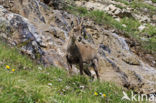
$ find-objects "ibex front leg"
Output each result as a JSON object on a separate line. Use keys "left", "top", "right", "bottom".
{"left": 79, "top": 60, "right": 83, "bottom": 75}
{"left": 93, "top": 59, "right": 100, "bottom": 79}
{"left": 66, "top": 55, "right": 72, "bottom": 75}
{"left": 68, "top": 63, "right": 72, "bottom": 75}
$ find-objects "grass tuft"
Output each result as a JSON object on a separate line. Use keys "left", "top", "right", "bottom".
{"left": 0, "top": 41, "right": 132, "bottom": 103}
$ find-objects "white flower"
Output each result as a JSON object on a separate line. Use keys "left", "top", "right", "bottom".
{"left": 80, "top": 85, "right": 85, "bottom": 89}
{"left": 48, "top": 83, "right": 52, "bottom": 86}
{"left": 38, "top": 66, "right": 42, "bottom": 70}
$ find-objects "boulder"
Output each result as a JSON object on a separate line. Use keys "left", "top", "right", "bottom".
{"left": 122, "top": 56, "right": 140, "bottom": 65}
{"left": 152, "top": 15, "right": 156, "bottom": 21}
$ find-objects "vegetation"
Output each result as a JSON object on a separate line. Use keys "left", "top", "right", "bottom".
{"left": 66, "top": 6, "right": 156, "bottom": 53}
{"left": 0, "top": 41, "right": 133, "bottom": 103}
{"left": 114, "top": 0, "right": 156, "bottom": 10}
{"left": 151, "top": 0, "right": 156, "bottom": 3}
{"left": 113, "top": 0, "right": 156, "bottom": 15}
{"left": 0, "top": 0, "right": 154, "bottom": 102}
{"left": 114, "top": 0, "right": 129, "bottom": 5}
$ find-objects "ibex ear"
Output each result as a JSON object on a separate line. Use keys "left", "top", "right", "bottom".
{"left": 71, "top": 21, "right": 74, "bottom": 28}
{"left": 79, "top": 17, "right": 83, "bottom": 26}
{"left": 79, "top": 19, "right": 84, "bottom": 35}
{"left": 74, "top": 19, "right": 82, "bottom": 32}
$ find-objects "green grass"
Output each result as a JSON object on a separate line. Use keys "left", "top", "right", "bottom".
{"left": 67, "top": 6, "right": 126, "bottom": 34}
{"left": 139, "top": 24, "right": 156, "bottom": 53}
{"left": 152, "top": 0, "right": 156, "bottom": 3}
{"left": 142, "top": 38, "right": 156, "bottom": 53}
{"left": 114, "top": 0, "right": 156, "bottom": 14}
{"left": 130, "top": 1, "right": 156, "bottom": 13}
{"left": 114, "top": 0, "right": 129, "bottom": 5}
{"left": 0, "top": 41, "right": 133, "bottom": 103}
{"left": 142, "top": 25, "right": 156, "bottom": 37}
{"left": 66, "top": 6, "right": 140, "bottom": 38}
{"left": 66, "top": 6, "right": 140, "bottom": 35}
{"left": 120, "top": 17, "right": 140, "bottom": 33}
{"left": 66, "top": 6, "right": 156, "bottom": 53}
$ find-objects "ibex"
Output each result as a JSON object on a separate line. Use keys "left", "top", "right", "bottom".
{"left": 66, "top": 22, "right": 99, "bottom": 79}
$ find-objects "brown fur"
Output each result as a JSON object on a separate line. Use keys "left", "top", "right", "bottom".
{"left": 66, "top": 23, "right": 99, "bottom": 79}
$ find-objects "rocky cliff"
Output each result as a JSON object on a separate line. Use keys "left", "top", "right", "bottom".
{"left": 0, "top": 0, "right": 155, "bottom": 94}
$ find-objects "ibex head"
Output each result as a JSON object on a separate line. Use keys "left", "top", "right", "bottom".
{"left": 69, "top": 19, "right": 84, "bottom": 43}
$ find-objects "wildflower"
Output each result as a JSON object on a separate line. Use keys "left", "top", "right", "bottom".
{"left": 94, "top": 92, "right": 98, "bottom": 96}
{"left": 38, "top": 66, "right": 42, "bottom": 70}
{"left": 6, "top": 65, "right": 10, "bottom": 69}
{"left": 80, "top": 85, "right": 85, "bottom": 89}
{"left": 99, "top": 92, "right": 103, "bottom": 95}
{"left": 12, "top": 69, "right": 15, "bottom": 72}
{"left": 103, "top": 94, "right": 106, "bottom": 97}
{"left": 48, "top": 83, "right": 52, "bottom": 86}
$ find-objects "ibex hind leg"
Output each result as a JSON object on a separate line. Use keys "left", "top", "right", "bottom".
{"left": 93, "top": 59, "right": 100, "bottom": 80}
{"left": 66, "top": 56, "right": 73, "bottom": 75}
{"left": 83, "top": 68, "right": 94, "bottom": 80}
{"left": 67, "top": 62, "right": 72, "bottom": 75}
{"left": 79, "top": 60, "right": 83, "bottom": 75}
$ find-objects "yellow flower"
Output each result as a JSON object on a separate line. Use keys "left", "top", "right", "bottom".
{"left": 6, "top": 65, "right": 10, "bottom": 69}
{"left": 103, "top": 94, "right": 106, "bottom": 97}
{"left": 12, "top": 69, "right": 15, "bottom": 72}
{"left": 94, "top": 92, "right": 98, "bottom": 96}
